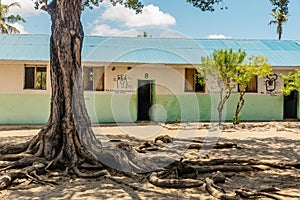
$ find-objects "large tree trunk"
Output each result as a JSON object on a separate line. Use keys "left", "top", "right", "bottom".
{"left": 26, "top": 0, "right": 100, "bottom": 170}
{"left": 24, "top": 0, "right": 153, "bottom": 174}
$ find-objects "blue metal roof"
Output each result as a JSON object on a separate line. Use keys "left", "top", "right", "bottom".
{"left": 1, "top": 34, "right": 300, "bottom": 66}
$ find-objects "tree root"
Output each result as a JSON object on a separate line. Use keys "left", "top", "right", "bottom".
{"left": 235, "top": 188, "right": 284, "bottom": 200}
{"left": 72, "top": 167, "right": 109, "bottom": 178}
{"left": 149, "top": 172, "right": 204, "bottom": 188}
{"left": 0, "top": 140, "right": 31, "bottom": 155}
{"left": 188, "top": 142, "right": 240, "bottom": 150}
{"left": 0, "top": 157, "right": 47, "bottom": 172}
{"left": 205, "top": 177, "right": 237, "bottom": 200}
{"left": 136, "top": 141, "right": 163, "bottom": 153}
{"left": 0, "top": 153, "right": 33, "bottom": 161}
{"left": 194, "top": 165, "right": 255, "bottom": 174}
{"left": 0, "top": 162, "right": 50, "bottom": 189}
{"left": 184, "top": 158, "right": 300, "bottom": 170}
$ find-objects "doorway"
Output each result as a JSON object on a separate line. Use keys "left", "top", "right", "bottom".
{"left": 284, "top": 90, "right": 298, "bottom": 119}
{"left": 138, "top": 80, "right": 154, "bottom": 121}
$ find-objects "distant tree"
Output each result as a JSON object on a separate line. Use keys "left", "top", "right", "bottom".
{"left": 200, "top": 49, "right": 246, "bottom": 126}
{"left": 281, "top": 69, "right": 300, "bottom": 96}
{"left": 0, "top": 1, "right": 25, "bottom": 33}
{"left": 268, "top": 0, "right": 290, "bottom": 40}
{"left": 137, "top": 31, "right": 151, "bottom": 38}
{"left": 232, "top": 56, "right": 272, "bottom": 124}
{"left": 268, "top": 9, "right": 290, "bottom": 40}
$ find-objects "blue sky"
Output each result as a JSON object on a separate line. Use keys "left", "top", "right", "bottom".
{"left": 3, "top": 0, "right": 300, "bottom": 40}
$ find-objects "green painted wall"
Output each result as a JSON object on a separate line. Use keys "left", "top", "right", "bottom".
{"left": 153, "top": 94, "right": 284, "bottom": 122}
{"left": 0, "top": 93, "right": 288, "bottom": 124}
{"left": 0, "top": 94, "right": 50, "bottom": 124}
{"left": 85, "top": 93, "right": 137, "bottom": 123}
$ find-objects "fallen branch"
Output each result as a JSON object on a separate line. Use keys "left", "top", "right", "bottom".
{"left": 235, "top": 189, "right": 284, "bottom": 200}
{"left": 205, "top": 177, "right": 237, "bottom": 200}
{"left": 194, "top": 165, "right": 254, "bottom": 174}
{"left": 149, "top": 172, "right": 204, "bottom": 188}
{"left": 184, "top": 158, "right": 300, "bottom": 169}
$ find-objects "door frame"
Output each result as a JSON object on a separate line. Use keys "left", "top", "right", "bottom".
{"left": 137, "top": 79, "right": 155, "bottom": 121}
{"left": 283, "top": 90, "right": 298, "bottom": 119}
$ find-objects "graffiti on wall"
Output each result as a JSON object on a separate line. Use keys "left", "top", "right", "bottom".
{"left": 106, "top": 74, "right": 134, "bottom": 93}
{"left": 265, "top": 74, "right": 278, "bottom": 92}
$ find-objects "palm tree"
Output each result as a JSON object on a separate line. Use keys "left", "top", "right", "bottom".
{"left": 0, "top": 1, "right": 25, "bottom": 33}
{"left": 268, "top": 9, "right": 290, "bottom": 40}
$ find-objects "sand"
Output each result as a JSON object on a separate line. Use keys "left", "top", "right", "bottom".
{"left": 0, "top": 121, "right": 299, "bottom": 200}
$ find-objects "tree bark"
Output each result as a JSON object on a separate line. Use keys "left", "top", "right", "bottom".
{"left": 25, "top": 0, "right": 101, "bottom": 170}
{"left": 233, "top": 91, "right": 245, "bottom": 125}
{"left": 217, "top": 85, "right": 232, "bottom": 126}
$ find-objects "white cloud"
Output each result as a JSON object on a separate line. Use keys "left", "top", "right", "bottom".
{"left": 2, "top": 0, "right": 43, "bottom": 17}
{"left": 207, "top": 34, "right": 232, "bottom": 39}
{"left": 159, "top": 29, "right": 188, "bottom": 38}
{"left": 90, "top": 24, "right": 141, "bottom": 37}
{"left": 101, "top": 4, "right": 176, "bottom": 28}
{"left": 91, "top": 24, "right": 122, "bottom": 36}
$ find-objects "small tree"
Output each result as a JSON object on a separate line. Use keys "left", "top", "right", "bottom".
{"left": 233, "top": 56, "right": 272, "bottom": 124}
{"left": 0, "top": 1, "right": 25, "bottom": 33}
{"left": 281, "top": 69, "right": 300, "bottom": 96}
{"left": 268, "top": 9, "right": 290, "bottom": 40}
{"left": 268, "top": 0, "right": 290, "bottom": 40}
{"left": 200, "top": 49, "right": 246, "bottom": 126}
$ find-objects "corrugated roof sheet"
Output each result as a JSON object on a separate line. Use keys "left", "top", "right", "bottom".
{"left": 1, "top": 34, "right": 300, "bottom": 66}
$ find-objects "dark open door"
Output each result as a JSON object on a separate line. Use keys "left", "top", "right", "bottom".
{"left": 138, "top": 80, "right": 153, "bottom": 121}
{"left": 284, "top": 90, "right": 298, "bottom": 119}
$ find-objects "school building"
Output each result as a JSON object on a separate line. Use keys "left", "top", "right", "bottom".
{"left": 0, "top": 34, "right": 299, "bottom": 124}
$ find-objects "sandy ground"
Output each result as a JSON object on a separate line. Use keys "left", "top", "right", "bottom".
{"left": 0, "top": 121, "right": 299, "bottom": 200}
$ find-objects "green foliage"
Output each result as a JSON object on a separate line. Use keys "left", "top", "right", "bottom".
{"left": 33, "top": 0, "right": 225, "bottom": 13}
{"left": 233, "top": 56, "right": 272, "bottom": 91}
{"left": 269, "top": 0, "right": 289, "bottom": 15}
{"left": 34, "top": 0, "right": 143, "bottom": 13}
{"left": 200, "top": 48, "right": 246, "bottom": 88}
{"left": 281, "top": 69, "right": 300, "bottom": 96}
{"left": 185, "top": 0, "right": 226, "bottom": 11}
{"left": 0, "top": 1, "right": 25, "bottom": 33}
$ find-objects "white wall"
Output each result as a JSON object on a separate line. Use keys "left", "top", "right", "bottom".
{"left": 0, "top": 62, "right": 51, "bottom": 94}
{"left": 103, "top": 64, "right": 186, "bottom": 95}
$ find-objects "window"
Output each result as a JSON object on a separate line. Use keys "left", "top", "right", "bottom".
{"left": 185, "top": 68, "right": 205, "bottom": 92}
{"left": 24, "top": 66, "right": 47, "bottom": 90}
{"left": 83, "top": 66, "right": 104, "bottom": 91}
{"left": 238, "top": 76, "right": 257, "bottom": 92}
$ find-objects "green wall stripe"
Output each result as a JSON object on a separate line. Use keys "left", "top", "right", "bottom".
{"left": 0, "top": 93, "right": 288, "bottom": 124}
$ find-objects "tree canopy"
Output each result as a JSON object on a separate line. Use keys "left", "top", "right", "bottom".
{"left": 281, "top": 69, "right": 300, "bottom": 96}
{"left": 269, "top": 0, "right": 289, "bottom": 14}
{"left": 33, "top": 0, "right": 227, "bottom": 12}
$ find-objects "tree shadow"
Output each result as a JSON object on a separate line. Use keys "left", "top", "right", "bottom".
{"left": 1, "top": 131, "right": 299, "bottom": 199}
